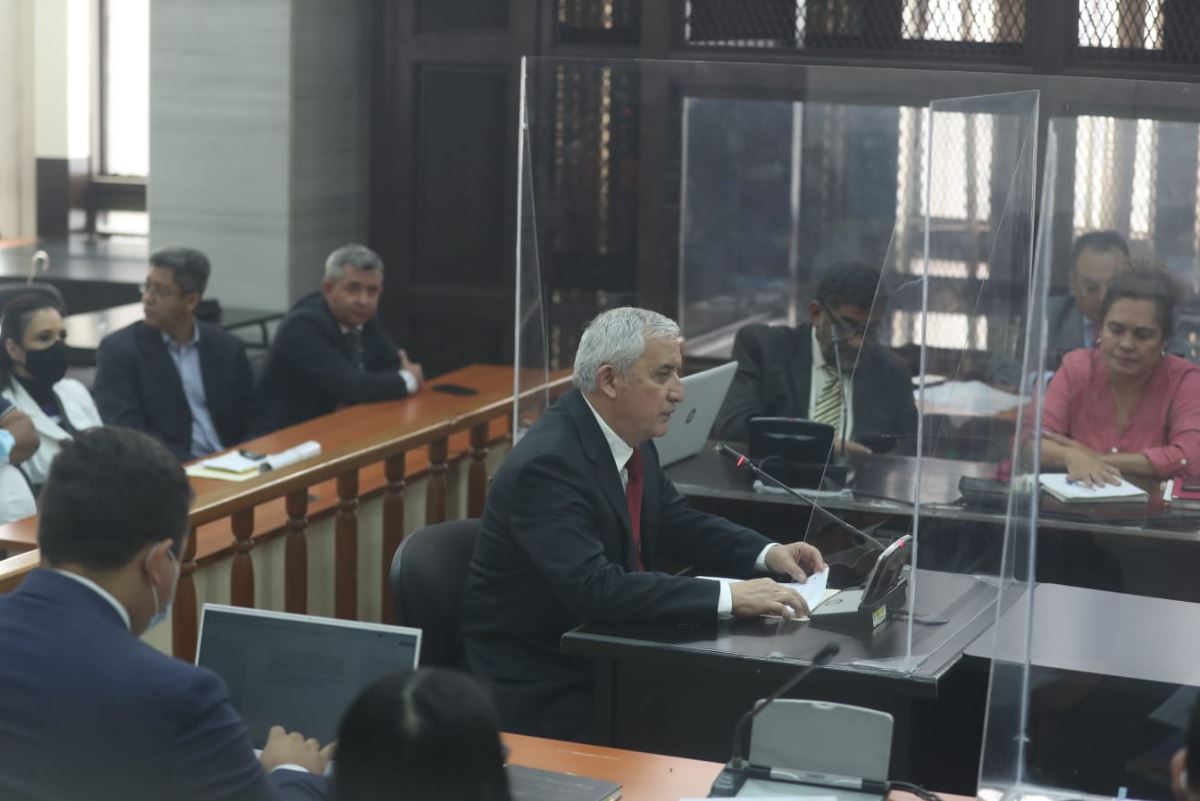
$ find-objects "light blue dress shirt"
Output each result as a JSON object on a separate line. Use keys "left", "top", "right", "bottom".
{"left": 162, "top": 326, "right": 223, "bottom": 458}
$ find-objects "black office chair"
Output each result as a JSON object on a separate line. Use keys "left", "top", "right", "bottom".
{"left": 388, "top": 518, "right": 482, "bottom": 668}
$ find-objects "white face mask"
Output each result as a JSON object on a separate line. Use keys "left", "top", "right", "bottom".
{"left": 146, "top": 549, "right": 179, "bottom": 632}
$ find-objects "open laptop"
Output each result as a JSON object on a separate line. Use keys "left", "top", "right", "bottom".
{"left": 655, "top": 360, "right": 738, "bottom": 467}
{"left": 196, "top": 604, "right": 422, "bottom": 747}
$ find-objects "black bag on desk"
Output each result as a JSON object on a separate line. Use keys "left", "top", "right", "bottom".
{"left": 747, "top": 417, "right": 847, "bottom": 489}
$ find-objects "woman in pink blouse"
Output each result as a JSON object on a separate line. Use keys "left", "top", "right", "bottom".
{"left": 1040, "top": 270, "right": 1200, "bottom": 486}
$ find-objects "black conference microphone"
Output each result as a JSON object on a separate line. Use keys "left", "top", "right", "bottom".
{"left": 715, "top": 443, "right": 885, "bottom": 552}
{"left": 816, "top": 298, "right": 851, "bottom": 458}
{"left": 709, "top": 642, "right": 841, "bottom": 797}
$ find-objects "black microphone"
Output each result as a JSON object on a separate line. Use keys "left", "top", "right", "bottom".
{"left": 709, "top": 642, "right": 841, "bottom": 797}
{"left": 716, "top": 443, "right": 885, "bottom": 551}
{"left": 816, "top": 298, "right": 851, "bottom": 457}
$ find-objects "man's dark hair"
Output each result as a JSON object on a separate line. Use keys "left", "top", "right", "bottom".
{"left": 39, "top": 427, "right": 193, "bottom": 571}
{"left": 1071, "top": 230, "right": 1130, "bottom": 273}
{"left": 150, "top": 246, "right": 211, "bottom": 297}
{"left": 334, "top": 669, "right": 511, "bottom": 801}
{"left": 1098, "top": 269, "right": 1177, "bottom": 339}
{"left": 816, "top": 262, "right": 882, "bottom": 312}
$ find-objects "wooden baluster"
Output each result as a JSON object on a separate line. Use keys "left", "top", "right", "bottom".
{"left": 426, "top": 437, "right": 449, "bottom": 524}
{"left": 231, "top": 508, "right": 255, "bottom": 607}
{"left": 284, "top": 490, "right": 309, "bottom": 614}
{"left": 467, "top": 422, "right": 489, "bottom": 518}
{"left": 381, "top": 453, "right": 407, "bottom": 624}
{"left": 335, "top": 471, "right": 359, "bottom": 620}
{"left": 172, "top": 526, "right": 199, "bottom": 661}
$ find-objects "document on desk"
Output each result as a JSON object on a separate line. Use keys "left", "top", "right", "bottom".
{"left": 699, "top": 568, "right": 830, "bottom": 613}
{"left": 914, "top": 379, "right": 1024, "bottom": 415}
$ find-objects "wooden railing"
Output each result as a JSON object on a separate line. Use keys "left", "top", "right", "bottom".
{"left": 0, "top": 365, "right": 571, "bottom": 660}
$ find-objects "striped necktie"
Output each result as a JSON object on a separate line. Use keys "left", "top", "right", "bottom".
{"left": 812, "top": 363, "right": 843, "bottom": 434}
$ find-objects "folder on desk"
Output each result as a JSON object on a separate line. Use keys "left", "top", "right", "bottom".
{"left": 508, "top": 764, "right": 621, "bottom": 801}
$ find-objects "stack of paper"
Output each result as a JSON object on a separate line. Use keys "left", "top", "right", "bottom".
{"left": 699, "top": 568, "right": 832, "bottom": 616}
{"left": 1039, "top": 473, "right": 1148, "bottom": 504}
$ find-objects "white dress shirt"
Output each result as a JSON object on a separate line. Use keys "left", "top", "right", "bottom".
{"left": 582, "top": 396, "right": 777, "bottom": 616}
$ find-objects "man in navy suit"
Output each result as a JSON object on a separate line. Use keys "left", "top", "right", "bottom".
{"left": 93, "top": 247, "right": 257, "bottom": 460}
{"left": 0, "top": 427, "right": 330, "bottom": 800}
{"left": 253, "top": 244, "right": 424, "bottom": 434}
{"left": 462, "top": 307, "right": 825, "bottom": 741}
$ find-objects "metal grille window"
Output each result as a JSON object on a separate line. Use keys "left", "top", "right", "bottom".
{"left": 557, "top": 0, "right": 641, "bottom": 45}
{"left": 683, "top": 0, "right": 1024, "bottom": 54}
{"left": 1073, "top": 116, "right": 1159, "bottom": 245}
{"left": 1077, "top": 0, "right": 1200, "bottom": 66}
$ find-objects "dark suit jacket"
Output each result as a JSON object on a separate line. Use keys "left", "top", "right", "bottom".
{"left": 0, "top": 569, "right": 325, "bottom": 801}
{"left": 93, "top": 320, "right": 256, "bottom": 461}
{"left": 253, "top": 293, "right": 408, "bottom": 433}
{"left": 712, "top": 323, "right": 918, "bottom": 450}
{"left": 461, "top": 389, "right": 773, "bottom": 740}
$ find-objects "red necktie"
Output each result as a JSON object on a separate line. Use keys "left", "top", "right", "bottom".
{"left": 626, "top": 448, "right": 644, "bottom": 571}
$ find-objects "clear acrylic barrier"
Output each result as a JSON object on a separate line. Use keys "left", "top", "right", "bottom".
{"left": 979, "top": 112, "right": 1200, "bottom": 801}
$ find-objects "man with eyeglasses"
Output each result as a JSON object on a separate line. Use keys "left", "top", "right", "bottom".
{"left": 252, "top": 244, "right": 423, "bottom": 434}
{"left": 93, "top": 247, "right": 257, "bottom": 461}
{"left": 714, "top": 262, "right": 917, "bottom": 454}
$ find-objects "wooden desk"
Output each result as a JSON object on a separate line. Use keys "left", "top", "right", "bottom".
{"left": 505, "top": 734, "right": 971, "bottom": 801}
{"left": 561, "top": 569, "right": 997, "bottom": 793}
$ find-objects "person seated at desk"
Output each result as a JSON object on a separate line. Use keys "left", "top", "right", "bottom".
{"left": 0, "top": 396, "right": 39, "bottom": 524}
{"left": 1046, "top": 230, "right": 1131, "bottom": 365}
{"left": 0, "top": 293, "right": 102, "bottom": 490}
{"left": 713, "top": 262, "right": 917, "bottom": 453}
{"left": 461, "top": 307, "right": 826, "bottom": 742}
{"left": 334, "top": 669, "right": 511, "bottom": 801}
{"left": 254, "top": 243, "right": 424, "bottom": 433}
{"left": 93, "top": 247, "right": 257, "bottom": 461}
{"left": 0, "top": 427, "right": 330, "bottom": 800}
{"left": 1040, "top": 270, "right": 1200, "bottom": 486}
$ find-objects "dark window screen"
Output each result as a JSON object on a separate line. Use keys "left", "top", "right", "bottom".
{"left": 196, "top": 606, "right": 420, "bottom": 746}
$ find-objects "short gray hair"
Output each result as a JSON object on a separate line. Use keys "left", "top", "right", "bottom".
{"left": 325, "top": 243, "right": 383, "bottom": 281}
{"left": 573, "top": 307, "right": 681, "bottom": 392}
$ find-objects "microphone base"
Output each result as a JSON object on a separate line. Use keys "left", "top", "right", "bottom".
{"left": 809, "top": 580, "right": 908, "bottom": 633}
{"left": 708, "top": 765, "right": 748, "bottom": 797}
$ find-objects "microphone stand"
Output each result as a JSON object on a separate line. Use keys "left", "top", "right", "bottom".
{"left": 715, "top": 443, "right": 884, "bottom": 552}
{"left": 709, "top": 642, "right": 841, "bottom": 796}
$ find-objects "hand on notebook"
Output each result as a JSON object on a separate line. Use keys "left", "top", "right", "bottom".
{"left": 260, "top": 725, "right": 336, "bottom": 774}
{"left": 730, "top": 578, "right": 810, "bottom": 619}
{"left": 763, "top": 541, "right": 826, "bottom": 583}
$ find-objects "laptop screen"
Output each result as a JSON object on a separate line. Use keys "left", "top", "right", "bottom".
{"left": 196, "top": 604, "right": 422, "bottom": 746}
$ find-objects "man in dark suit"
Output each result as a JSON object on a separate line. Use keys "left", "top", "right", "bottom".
{"left": 0, "top": 427, "right": 330, "bottom": 800}
{"left": 461, "top": 307, "right": 825, "bottom": 742}
{"left": 253, "top": 244, "right": 423, "bottom": 433}
{"left": 713, "top": 263, "right": 917, "bottom": 452}
{"left": 1045, "top": 230, "right": 1132, "bottom": 365}
{"left": 93, "top": 247, "right": 256, "bottom": 460}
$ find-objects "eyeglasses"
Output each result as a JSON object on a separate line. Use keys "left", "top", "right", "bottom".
{"left": 140, "top": 282, "right": 181, "bottom": 299}
{"left": 822, "top": 306, "right": 873, "bottom": 341}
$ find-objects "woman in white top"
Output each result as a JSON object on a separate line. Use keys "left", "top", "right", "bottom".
{"left": 0, "top": 294, "right": 102, "bottom": 489}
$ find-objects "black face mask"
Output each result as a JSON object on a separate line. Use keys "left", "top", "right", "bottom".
{"left": 22, "top": 341, "right": 68, "bottom": 386}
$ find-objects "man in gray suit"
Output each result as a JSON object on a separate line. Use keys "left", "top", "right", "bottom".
{"left": 1045, "top": 230, "right": 1132, "bottom": 366}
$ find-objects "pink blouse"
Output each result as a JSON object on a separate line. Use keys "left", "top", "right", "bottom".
{"left": 1042, "top": 348, "right": 1200, "bottom": 478}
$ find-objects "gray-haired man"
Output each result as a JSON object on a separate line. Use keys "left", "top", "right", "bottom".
{"left": 461, "top": 306, "right": 825, "bottom": 742}
{"left": 253, "top": 243, "right": 423, "bottom": 433}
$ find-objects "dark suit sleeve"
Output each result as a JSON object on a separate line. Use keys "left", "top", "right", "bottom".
{"left": 510, "top": 454, "right": 720, "bottom": 623}
{"left": 93, "top": 334, "right": 151, "bottom": 433}
{"left": 164, "top": 669, "right": 327, "bottom": 801}
{"left": 274, "top": 314, "right": 409, "bottom": 405}
{"left": 712, "top": 326, "right": 769, "bottom": 441}
{"left": 654, "top": 469, "right": 774, "bottom": 577}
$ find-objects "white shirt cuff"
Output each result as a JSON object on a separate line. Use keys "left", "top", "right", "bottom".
{"left": 269, "top": 764, "right": 310, "bottom": 774}
{"left": 717, "top": 581, "right": 733, "bottom": 617}
{"left": 755, "top": 543, "right": 778, "bottom": 572}
{"left": 399, "top": 369, "right": 418, "bottom": 393}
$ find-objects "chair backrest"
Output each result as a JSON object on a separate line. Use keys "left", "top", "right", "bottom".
{"left": 388, "top": 518, "right": 482, "bottom": 668}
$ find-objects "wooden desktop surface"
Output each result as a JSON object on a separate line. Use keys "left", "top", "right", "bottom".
{"left": 505, "top": 733, "right": 970, "bottom": 801}
{"left": 0, "top": 364, "right": 558, "bottom": 556}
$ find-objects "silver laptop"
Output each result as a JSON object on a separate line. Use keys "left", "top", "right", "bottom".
{"left": 196, "top": 604, "right": 422, "bottom": 747}
{"left": 655, "top": 361, "right": 738, "bottom": 467}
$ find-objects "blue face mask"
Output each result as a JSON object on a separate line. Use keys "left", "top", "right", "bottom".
{"left": 146, "top": 549, "right": 179, "bottom": 633}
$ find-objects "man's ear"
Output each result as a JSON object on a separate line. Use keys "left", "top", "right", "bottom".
{"left": 596, "top": 365, "right": 620, "bottom": 400}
